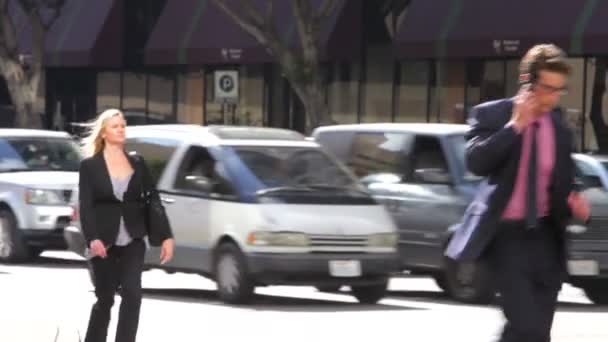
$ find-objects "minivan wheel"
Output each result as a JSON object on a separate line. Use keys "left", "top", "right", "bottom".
{"left": 0, "top": 208, "right": 31, "bottom": 263}
{"left": 351, "top": 280, "right": 388, "bottom": 304}
{"left": 215, "top": 243, "right": 254, "bottom": 304}
{"left": 580, "top": 279, "right": 608, "bottom": 305}
{"left": 444, "top": 257, "right": 494, "bottom": 304}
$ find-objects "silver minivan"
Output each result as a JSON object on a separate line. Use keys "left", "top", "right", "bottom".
{"left": 66, "top": 125, "right": 400, "bottom": 304}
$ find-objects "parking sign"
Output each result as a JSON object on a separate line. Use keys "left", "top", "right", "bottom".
{"left": 214, "top": 70, "right": 239, "bottom": 103}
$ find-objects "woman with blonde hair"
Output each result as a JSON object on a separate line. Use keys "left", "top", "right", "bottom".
{"left": 79, "top": 109, "right": 174, "bottom": 342}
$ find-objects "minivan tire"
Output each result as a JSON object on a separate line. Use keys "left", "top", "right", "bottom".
{"left": 444, "top": 257, "right": 494, "bottom": 304}
{"left": 0, "top": 208, "right": 32, "bottom": 263}
{"left": 215, "top": 243, "right": 255, "bottom": 304}
{"left": 580, "top": 279, "right": 608, "bottom": 305}
{"left": 351, "top": 280, "right": 388, "bottom": 304}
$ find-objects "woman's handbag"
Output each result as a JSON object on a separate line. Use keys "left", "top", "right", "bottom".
{"left": 137, "top": 157, "right": 173, "bottom": 246}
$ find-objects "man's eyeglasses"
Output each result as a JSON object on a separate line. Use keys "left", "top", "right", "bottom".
{"left": 535, "top": 82, "right": 568, "bottom": 95}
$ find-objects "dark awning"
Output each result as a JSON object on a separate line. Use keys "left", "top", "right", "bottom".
{"left": 12, "top": 0, "right": 123, "bottom": 67}
{"left": 395, "top": 0, "right": 598, "bottom": 59}
{"left": 144, "top": 0, "right": 361, "bottom": 65}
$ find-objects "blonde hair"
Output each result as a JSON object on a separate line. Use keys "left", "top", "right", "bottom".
{"left": 81, "top": 109, "right": 124, "bottom": 157}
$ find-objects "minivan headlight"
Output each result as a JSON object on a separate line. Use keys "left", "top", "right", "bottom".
{"left": 368, "top": 232, "right": 398, "bottom": 248}
{"left": 25, "top": 189, "right": 64, "bottom": 205}
{"left": 247, "top": 231, "right": 310, "bottom": 247}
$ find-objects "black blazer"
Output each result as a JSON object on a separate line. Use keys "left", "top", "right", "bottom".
{"left": 78, "top": 151, "right": 172, "bottom": 246}
{"left": 459, "top": 98, "right": 575, "bottom": 263}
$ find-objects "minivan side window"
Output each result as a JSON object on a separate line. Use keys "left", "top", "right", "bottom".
{"left": 125, "top": 137, "right": 180, "bottom": 185}
{"left": 174, "top": 146, "right": 236, "bottom": 197}
{"left": 347, "top": 132, "right": 413, "bottom": 179}
{"left": 409, "top": 136, "right": 450, "bottom": 183}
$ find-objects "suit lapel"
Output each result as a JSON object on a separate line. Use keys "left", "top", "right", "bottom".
{"left": 93, "top": 150, "right": 140, "bottom": 201}
{"left": 92, "top": 152, "right": 115, "bottom": 198}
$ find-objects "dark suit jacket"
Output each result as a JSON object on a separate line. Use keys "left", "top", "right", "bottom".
{"left": 78, "top": 151, "right": 172, "bottom": 246}
{"left": 459, "top": 98, "right": 575, "bottom": 264}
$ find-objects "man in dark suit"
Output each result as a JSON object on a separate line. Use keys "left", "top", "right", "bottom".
{"left": 462, "top": 44, "right": 590, "bottom": 342}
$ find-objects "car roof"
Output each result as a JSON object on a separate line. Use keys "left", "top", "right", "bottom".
{"left": 312, "top": 123, "right": 470, "bottom": 136}
{"left": 0, "top": 128, "right": 71, "bottom": 139}
{"left": 126, "top": 124, "right": 318, "bottom": 147}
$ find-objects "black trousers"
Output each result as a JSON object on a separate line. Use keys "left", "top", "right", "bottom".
{"left": 490, "top": 219, "right": 565, "bottom": 342}
{"left": 85, "top": 239, "right": 145, "bottom": 342}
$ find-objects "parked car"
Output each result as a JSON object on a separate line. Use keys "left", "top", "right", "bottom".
{"left": 65, "top": 125, "right": 400, "bottom": 304}
{"left": 567, "top": 153, "right": 608, "bottom": 304}
{"left": 313, "top": 123, "right": 608, "bottom": 305}
{"left": 0, "top": 129, "right": 81, "bottom": 262}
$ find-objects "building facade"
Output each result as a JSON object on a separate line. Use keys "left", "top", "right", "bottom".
{"left": 2, "top": 0, "right": 608, "bottom": 151}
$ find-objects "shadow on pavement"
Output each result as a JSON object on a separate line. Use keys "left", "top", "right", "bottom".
{"left": 26, "top": 255, "right": 87, "bottom": 269}
{"left": 556, "top": 301, "right": 608, "bottom": 313}
{"left": 386, "top": 289, "right": 499, "bottom": 307}
{"left": 388, "top": 289, "right": 608, "bottom": 313}
{"left": 142, "top": 287, "right": 424, "bottom": 312}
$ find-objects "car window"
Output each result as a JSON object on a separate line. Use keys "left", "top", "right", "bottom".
{"left": 409, "top": 136, "right": 450, "bottom": 183}
{"left": 575, "top": 159, "right": 600, "bottom": 177}
{"left": 125, "top": 137, "right": 180, "bottom": 184}
{"left": 0, "top": 137, "right": 82, "bottom": 172}
{"left": 174, "top": 146, "right": 235, "bottom": 197}
{"left": 347, "top": 132, "right": 414, "bottom": 179}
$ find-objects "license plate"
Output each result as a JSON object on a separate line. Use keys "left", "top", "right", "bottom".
{"left": 329, "top": 260, "right": 361, "bottom": 277}
{"left": 568, "top": 260, "right": 599, "bottom": 276}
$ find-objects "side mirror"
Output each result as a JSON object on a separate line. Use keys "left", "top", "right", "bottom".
{"left": 414, "top": 168, "right": 452, "bottom": 184}
{"left": 185, "top": 175, "right": 215, "bottom": 193}
{"left": 579, "top": 175, "right": 603, "bottom": 189}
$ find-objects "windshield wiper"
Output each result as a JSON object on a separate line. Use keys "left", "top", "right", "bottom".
{"left": 256, "top": 186, "right": 314, "bottom": 196}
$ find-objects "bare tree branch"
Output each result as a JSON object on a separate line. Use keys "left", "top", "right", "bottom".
{"left": 40, "top": 0, "right": 66, "bottom": 31}
{"left": 315, "top": 0, "right": 340, "bottom": 21}
{"left": 212, "top": 0, "right": 265, "bottom": 44}
{"left": 214, "top": 0, "right": 334, "bottom": 128}
{"left": 212, "top": 0, "right": 296, "bottom": 63}
{"left": 0, "top": 0, "right": 20, "bottom": 60}
{"left": 292, "top": 0, "right": 320, "bottom": 66}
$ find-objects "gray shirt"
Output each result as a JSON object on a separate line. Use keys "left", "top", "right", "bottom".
{"left": 111, "top": 173, "right": 133, "bottom": 246}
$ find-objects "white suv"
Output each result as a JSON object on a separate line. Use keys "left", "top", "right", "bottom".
{"left": 0, "top": 129, "right": 81, "bottom": 262}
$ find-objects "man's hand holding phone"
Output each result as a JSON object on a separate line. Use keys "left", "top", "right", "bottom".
{"left": 511, "top": 84, "right": 539, "bottom": 133}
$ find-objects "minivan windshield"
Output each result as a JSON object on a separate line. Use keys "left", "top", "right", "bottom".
{"left": 229, "top": 145, "right": 362, "bottom": 194}
{"left": 0, "top": 137, "right": 83, "bottom": 172}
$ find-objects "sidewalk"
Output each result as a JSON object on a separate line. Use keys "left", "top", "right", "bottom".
{"left": 0, "top": 318, "right": 81, "bottom": 342}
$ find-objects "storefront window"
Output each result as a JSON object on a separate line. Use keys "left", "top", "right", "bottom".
{"left": 122, "top": 72, "right": 147, "bottom": 125}
{"left": 559, "top": 58, "right": 585, "bottom": 151}
{"left": 361, "top": 44, "right": 393, "bottom": 123}
{"left": 328, "top": 62, "right": 359, "bottom": 124}
{"left": 435, "top": 61, "right": 465, "bottom": 123}
{"left": 177, "top": 70, "right": 204, "bottom": 125}
{"left": 395, "top": 60, "right": 429, "bottom": 122}
{"left": 96, "top": 72, "right": 121, "bottom": 112}
{"left": 148, "top": 72, "right": 175, "bottom": 123}
{"left": 236, "top": 65, "right": 264, "bottom": 126}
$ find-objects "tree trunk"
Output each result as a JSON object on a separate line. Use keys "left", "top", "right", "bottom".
{"left": 283, "top": 64, "right": 333, "bottom": 132}
{"left": 589, "top": 58, "right": 608, "bottom": 153}
{"left": 4, "top": 75, "right": 41, "bottom": 128}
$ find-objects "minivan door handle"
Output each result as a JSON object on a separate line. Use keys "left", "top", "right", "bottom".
{"left": 160, "top": 196, "right": 175, "bottom": 204}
